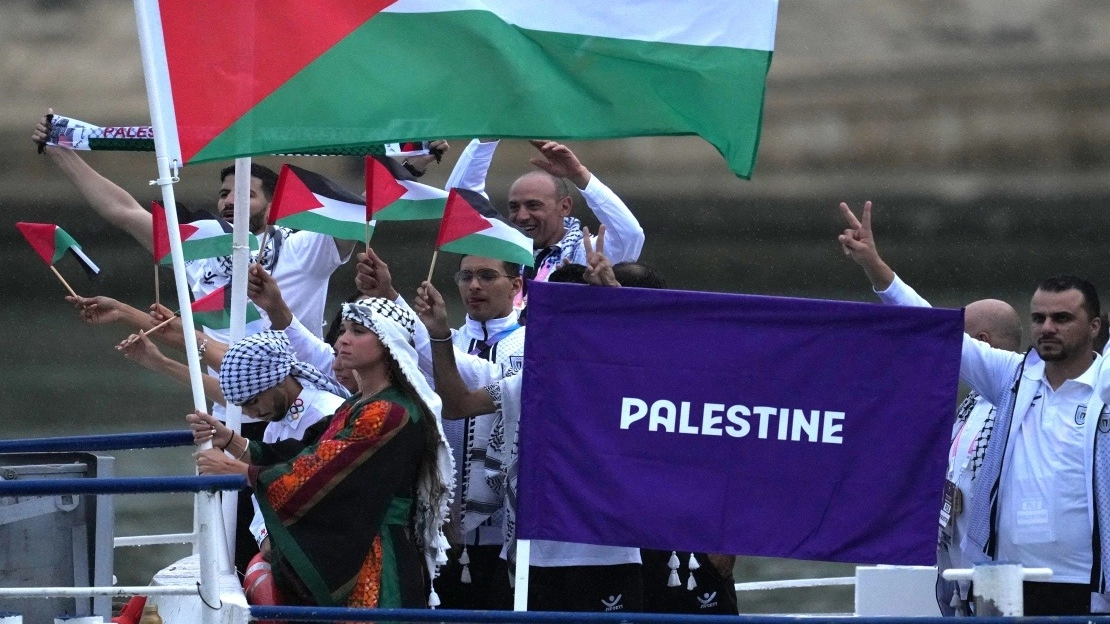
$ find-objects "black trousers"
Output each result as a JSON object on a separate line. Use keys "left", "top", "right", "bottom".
{"left": 1022, "top": 581, "right": 1090, "bottom": 616}
{"left": 640, "top": 550, "right": 739, "bottom": 615}
{"left": 434, "top": 544, "right": 513, "bottom": 610}
{"left": 528, "top": 563, "right": 643, "bottom": 612}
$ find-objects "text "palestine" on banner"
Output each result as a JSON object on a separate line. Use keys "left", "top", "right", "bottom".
{"left": 620, "top": 398, "right": 845, "bottom": 444}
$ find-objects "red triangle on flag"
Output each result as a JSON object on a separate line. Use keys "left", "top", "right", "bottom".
{"left": 435, "top": 189, "right": 494, "bottom": 248}
{"left": 152, "top": 201, "right": 200, "bottom": 263}
{"left": 16, "top": 222, "right": 57, "bottom": 265}
{"left": 269, "top": 164, "right": 325, "bottom": 224}
{"left": 152, "top": 201, "right": 169, "bottom": 262}
{"left": 365, "top": 156, "right": 408, "bottom": 219}
{"left": 192, "top": 285, "right": 227, "bottom": 314}
{"left": 160, "top": 2, "right": 394, "bottom": 162}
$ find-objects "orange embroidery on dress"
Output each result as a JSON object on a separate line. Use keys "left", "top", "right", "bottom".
{"left": 265, "top": 401, "right": 394, "bottom": 510}
{"left": 348, "top": 535, "right": 383, "bottom": 609}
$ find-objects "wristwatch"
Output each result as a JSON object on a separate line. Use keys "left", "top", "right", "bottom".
{"left": 402, "top": 159, "right": 425, "bottom": 178}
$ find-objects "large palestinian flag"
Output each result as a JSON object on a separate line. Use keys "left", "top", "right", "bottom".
{"left": 16, "top": 222, "right": 100, "bottom": 279}
{"left": 135, "top": 0, "right": 778, "bottom": 179}
{"left": 152, "top": 201, "right": 240, "bottom": 265}
{"left": 269, "top": 165, "right": 370, "bottom": 242}
{"left": 435, "top": 188, "right": 534, "bottom": 267}
{"left": 191, "top": 285, "right": 263, "bottom": 330}
{"left": 366, "top": 156, "right": 448, "bottom": 221}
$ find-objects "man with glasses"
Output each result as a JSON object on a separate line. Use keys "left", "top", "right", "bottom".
{"left": 431, "top": 255, "right": 526, "bottom": 609}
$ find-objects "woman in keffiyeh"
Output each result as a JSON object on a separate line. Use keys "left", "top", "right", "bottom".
{"left": 192, "top": 297, "right": 454, "bottom": 609}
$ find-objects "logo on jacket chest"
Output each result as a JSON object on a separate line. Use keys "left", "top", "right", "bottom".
{"left": 1076, "top": 405, "right": 1088, "bottom": 426}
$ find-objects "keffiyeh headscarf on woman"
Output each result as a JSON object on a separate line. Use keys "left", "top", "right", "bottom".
{"left": 219, "top": 330, "right": 348, "bottom": 405}
{"left": 341, "top": 298, "right": 455, "bottom": 599}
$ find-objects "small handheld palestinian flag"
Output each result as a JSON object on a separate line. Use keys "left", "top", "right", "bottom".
{"left": 365, "top": 155, "right": 449, "bottom": 221}
{"left": 191, "top": 285, "right": 263, "bottom": 330}
{"left": 269, "top": 164, "right": 370, "bottom": 243}
{"left": 152, "top": 201, "right": 248, "bottom": 266}
{"left": 16, "top": 222, "right": 100, "bottom": 297}
{"left": 430, "top": 188, "right": 534, "bottom": 281}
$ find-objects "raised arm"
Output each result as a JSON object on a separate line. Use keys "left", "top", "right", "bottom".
{"left": 400, "top": 139, "right": 450, "bottom": 178}
{"left": 837, "top": 200, "right": 1021, "bottom": 404}
{"left": 414, "top": 281, "right": 497, "bottom": 419}
{"left": 530, "top": 139, "right": 644, "bottom": 263}
{"left": 445, "top": 139, "right": 498, "bottom": 197}
{"left": 248, "top": 263, "right": 293, "bottom": 329}
{"left": 33, "top": 109, "right": 154, "bottom": 252}
{"left": 147, "top": 302, "right": 228, "bottom": 370}
{"left": 67, "top": 295, "right": 158, "bottom": 333}
{"left": 119, "top": 332, "right": 225, "bottom": 405}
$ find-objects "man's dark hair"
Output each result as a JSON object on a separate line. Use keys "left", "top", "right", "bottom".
{"left": 459, "top": 255, "right": 521, "bottom": 278}
{"left": 1036, "top": 275, "right": 1100, "bottom": 320}
{"left": 219, "top": 163, "right": 280, "bottom": 200}
{"left": 613, "top": 262, "right": 667, "bottom": 289}
{"left": 548, "top": 263, "right": 588, "bottom": 284}
{"left": 1096, "top": 313, "right": 1110, "bottom": 353}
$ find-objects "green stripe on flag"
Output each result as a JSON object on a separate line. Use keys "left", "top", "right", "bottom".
{"left": 276, "top": 212, "right": 371, "bottom": 242}
{"left": 52, "top": 228, "right": 80, "bottom": 264}
{"left": 439, "top": 232, "right": 535, "bottom": 268}
{"left": 158, "top": 233, "right": 235, "bottom": 266}
{"left": 192, "top": 303, "right": 262, "bottom": 331}
{"left": 191, "top": 11, "right": 771, "bottom": 178}
{"left": 192, "top": 309, "right": 230, "bottom": 330}
{"left": 374, "top": 197, "right": 446, "bottom": 221}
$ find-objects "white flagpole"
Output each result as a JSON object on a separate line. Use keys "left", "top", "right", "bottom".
{"left": 221, "top": 157, "right": 253, "bottom": 567}
{"left": 513, "top": 539, "right": 531, "bottom": 611}
{"left": 133, "top": 1, "right": 224, "bottom": 620}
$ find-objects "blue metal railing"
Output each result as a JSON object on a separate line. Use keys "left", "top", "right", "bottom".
{"left": 0, "top": 475, "right": 245, "bottom": 496}
{"left": 0, "top": 430, "right": 193, "bottom": 454}
{"left": 250, "top": 608, "right": 1110, "bottom": 623}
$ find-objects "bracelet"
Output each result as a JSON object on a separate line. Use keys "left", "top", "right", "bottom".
{"left": 402, "top": 159, "right": 425, "bottom": 178}
{"left": 236, "top": 440, "right": 250, "bottom": 462}
{"left": 428, "top": 334, "right": 452, "bottom": 343}
{"left": 219, "top": 433, "right": 232, "bottom": 452}
{"left": 197, "top": 338, "right": 208, "bottom": 357}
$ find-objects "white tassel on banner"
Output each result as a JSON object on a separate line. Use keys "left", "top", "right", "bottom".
{"left": 687, "top": 573, "right": 698, "bottom": 591}
{"left": 687, "top": 553, "right": 701, "bottom": 571}
{"left": 667, "top": 550, "right": 680, "bottom": 587}
{"left": 428, "top": 585, "right": 441, "bottom": 608}
{"left": 460, "top": 546, "right": 472, "bottom": 584}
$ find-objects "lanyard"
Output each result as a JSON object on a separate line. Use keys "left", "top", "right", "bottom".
{"left": 469, "top": 323, "right": 521, "bottom": 357}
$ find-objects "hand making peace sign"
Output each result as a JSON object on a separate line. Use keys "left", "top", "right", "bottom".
{"left": 582, "top": 224, "right": 620, "bottom": 287}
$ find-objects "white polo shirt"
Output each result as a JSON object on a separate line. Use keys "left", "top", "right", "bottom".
{"left": 996, "top": 359, "right": 1098, "bottom": 582}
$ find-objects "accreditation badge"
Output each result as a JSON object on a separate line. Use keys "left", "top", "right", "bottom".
{"left": 938, "top": 479, "right": 963, "bottom": 537}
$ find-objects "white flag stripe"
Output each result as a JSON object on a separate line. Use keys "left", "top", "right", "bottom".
{"left": 384, "top": 0, "right": 778, "bottom": 52}
{"left": 398, "top": 180, "right": 450, "bottom": 201}
{"left": 309, "top": 193, "right": 366, "bottom": 222}
{"left": 70, "top": 246, "right": 101, "bottom": 274}
{"left": 476, "top": 220, "right": 532, "bottom": 252}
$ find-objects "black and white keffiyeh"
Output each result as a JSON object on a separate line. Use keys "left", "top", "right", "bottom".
{"left": 340, "top": 298, "right": 455, "bottom": 591}
{"left": 213, "top": 225, "right": 291, "bottom": 279}
{"left": 340, "top": 297, "right": 418, "bottom": 345}
{"left": 219, "top": 330, "right": 345, "bottom": 405}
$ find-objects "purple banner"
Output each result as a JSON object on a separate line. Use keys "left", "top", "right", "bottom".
{"left": 517, "top": 282, "right": 963, "bottom": 564}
